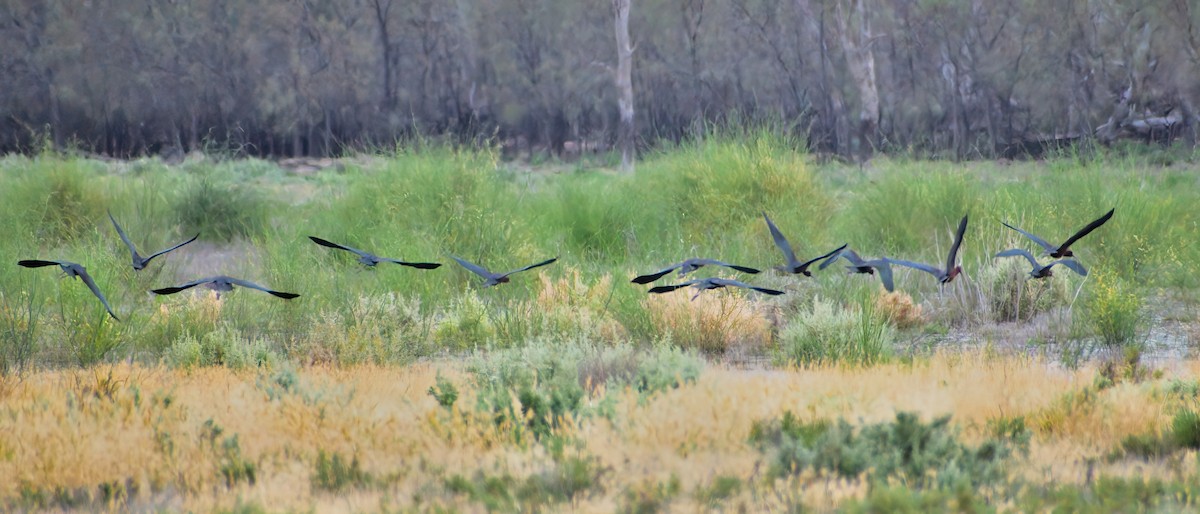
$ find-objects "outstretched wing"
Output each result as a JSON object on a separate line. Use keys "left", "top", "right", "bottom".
{"left": 151, "top": 277, "right": 215, "bottom": 295}
{"left": 500, "top": 257, "right": 558, "bottom": 278}
{"left": 865, "top": 259, "right": 894, "bottom": 292}
{"left": 994, "top": 248, "right": 1040, "bottom": 268}
{"left": 1001, "top": 221, "right": 1057, "bottom": 253}
{"left": 798, "top": 243, "right": 849, "bottom": 270}
{"left": 763, "top": 212, "right": 799, "bottom": 266}
{"left": 17, "top": 259, "right": 63, "bottom": 268}
{"left": 887, "top": 258, "right": 942, "bottom": 277}
{"left": 1058, "top": 208, "right": 1114, "bottom": 252}
{"left": 142, "top": 233, "right": 199, "bottom": 264}
{"left": 224, "top": 277, "right": 300, "bottom": 299}
{"left": 709, "top": 278, "right": 785, "bottom": 296}
{"left": 945, "top": 214, "right": 968, "bottom": 273}
{"left": 309, "top": 236, "right": 371, "bottom": 259}
{"left": 820, "top": 248, "right": 861, "bottom": 270}
{"left": 451, "top": 255, "right": 496, "bottom": 280}
{"left": 647, "top": 280, "right": 700, "bottom": 294}
{"left": 381, "top": 258, "right": 442, "bottom": 269}
{"left": 108, "top": 211, "right": 139, "bottom": 257}
{"left": 689, "top": 259, "right": 761, "bottom": 275}
{"left": 1048, "top": 259, "right": 1089, "bottom": 277}
{"left": 632, "top": 262, "right": 682, "bottom": 284}
{"left": 75, "top": 267, "right": 119, "bottom": 321}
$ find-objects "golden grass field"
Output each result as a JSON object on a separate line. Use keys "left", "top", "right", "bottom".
{"left": 2, "top": 352, "right": 1196, "bottom": 512}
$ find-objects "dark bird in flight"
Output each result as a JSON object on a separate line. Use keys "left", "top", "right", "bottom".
{"left": 1002, "top": 208, "right": 1114, "bottom": 258}
{"left": 632, "top": 259, "right": 760, "bottom": 284}
{"left": 648, "top": 277, "right": 785, "bottom": 301}
{"left": 763, "top": 212, "right": 847, "bottom": 276}
{"left": 309, "top": 236, "right": 441, "bottom": 269}
{"left": 109, "top": 211, "right": 198, "bottom": 271}
{"left": 151, "top": 276, "right": 300, "bottom": 299}
{"left": 818, "top": 248, "right": 896, "bottom": 292}
{"left": 451, "top": 255, "right": 557, "bottom": 287}
{"left": 995, "top": 248, "right": 1088, "bottom": 279}
{"left": 17, "top": 259, "right": 120, "bottom": 320}
{"left": 889, "top": 214, "right": 969, "bottom": 284}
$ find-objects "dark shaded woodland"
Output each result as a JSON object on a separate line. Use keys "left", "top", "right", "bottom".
{"left": 2, "top": 0, "right": 1199, "bottom": 159}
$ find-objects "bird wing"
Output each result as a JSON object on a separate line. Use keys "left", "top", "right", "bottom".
{"left": 632, "top": 262, "right": 682, "bottom": 284}
{"left": 224, "top": 277, "right": 301, "bottom": 299}
{"left": 1058, "top": 208, "right": 1115, "bottom": 252}
{"left": 151, "top": 277, "right": 214, "bottom": 295}
{"left": 309, "top": 236, "right": 372, "bottom": 259}
{"left": 763, "top": 212, "right": 799, "bottom": 266}
{"left": 17, "top": 259, "right": 63, "bottom": 268}
{"left": 798, "top": 243, "right": 849, "bottom": 270}
{"left": 1001, "top": 221, "right": 1057, "bottom": 253}
{"left": 451, "top": 255, "right": 496, "bottom": 280}
{"left": 708, "top": 278, "right": 786, "bottom": 296}
{"left": 865, "top": 259, "right": 895, "bottom": 292}
{"left": 818, "top": 247, "right": 855, "bottom": 270}
{"left": 500, "top": 257, "right": 558, "bottom": 278}
{"left": 647, "top": 280, "right": 700, "bottom": 294}
{"left": 887, "top": 258, "right": 942, "bottom": 277}
{"left": 381, "top": 258, "right": 442, "bottom": 269}
{"left": 108, "top": 211, "right": 140, "bottom": 257}
{"left": 945, "top": 214, "right": 968, "bottom": 273}
{"left": 1048, "top": 259, "right": 1089, "bottom": 277}
{"left": 76, "top": 267, "right": 119, "bottom": 321}
{"left": 994, "top": 248, "right": 1040, "bottom": 268}
{"left": 142, "top": 233, "right": 199, "bottom": 264}
{"left": 689, "top": 259, "right": 761, "bottom": 275}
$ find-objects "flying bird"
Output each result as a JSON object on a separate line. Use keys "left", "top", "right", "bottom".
{"left": 17, "top": 259, "right": 120, "bottom": 320}
{"left": 1002, "top": 208, "right": 1114, "bottom": 258}
{"left": 818, "top": 248, "right": 896, "bottom": 292}
{"left": 450, "top": 255, "right": 557, "bottom": 287}
{"left": 109, "top": 211, "right": 198, "bottom": 270}
{"left": 763, "top": 212, "right": 847, "bottom": 276}
{"left": 151, "top": 276, "right": 300, "bottom": 299}
{"left": 889, "top": 214, "right": 969, "bottom": 284}
{"left": 995, "top": 248, "right": 1088, "bottom": 279}
{"left": 632, "top": 259, "right": 760, "bottom": 284}
{"left": 647, "top": 277, "right": 785, "bottom": 301}
{"left": 309, "top": 236, "right": 441, "bottom": 269}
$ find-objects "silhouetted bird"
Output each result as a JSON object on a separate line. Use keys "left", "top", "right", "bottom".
{"left": 995, "top": 248, "right": 1088, "bottom": 279}
{"left": 309, "top": 236, "right": 441, "bottom": 269}
{"left": 632, "top": 259, "right": 760, "bottom": 284}
{"left": 109, "top": 211, "right": 198, "bottom": 271}
{"left": 818, "top": 248, "right": 896, "bottom": 292}
{"left": 763, "top": 212, "right": 847, "bottom": 276}
{"left": 451, "top": 255, "right": 557, "bottom": 287}
{"left": 889, "top": 214, "right": 969, "bottom": 284}
{"left": 17, "top": 259, "right": 120, "bottom": 320}
{"left": 1002, "top": 208, "right": 1114, "bottom": 258}
{"left": 648, "top": 277, "right": 785, "bottom": 301}
{"left": 151, "top": 276, "right": 299, "bottom": 299}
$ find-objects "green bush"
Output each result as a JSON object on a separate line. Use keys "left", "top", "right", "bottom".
{"left": 775, "top": 297, "right": 893, "bottom": 367}
{"left": 312, "top": 450, "right": 372, "bottom": 492}
{"left": 174, "top": 173, "right": 268, "bottom": 241}
{"left": 1084, "top": 272, "right": 1144, "bottom": 349}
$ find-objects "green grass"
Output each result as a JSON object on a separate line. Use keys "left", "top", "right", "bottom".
{"left": 1, "top": 135, "right": 1198, "bottom": 370}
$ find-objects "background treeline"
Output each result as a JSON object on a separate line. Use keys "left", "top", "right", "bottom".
{"left": 3, "top": 0, "right": 1200, "bottom": 159}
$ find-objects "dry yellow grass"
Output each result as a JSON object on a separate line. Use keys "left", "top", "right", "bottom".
{"left": 0, "top": 354, "right": 1195, "bottom": 512}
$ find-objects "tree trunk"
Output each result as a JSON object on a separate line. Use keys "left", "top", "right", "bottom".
{"left": 612, "top": 0, "right": 635, "bottom": 174}
{"left": 372, "top": 0, "right": 395, "bottom": 110}
{"left": 834, "top": 0, "right": 879, "bottom": 161}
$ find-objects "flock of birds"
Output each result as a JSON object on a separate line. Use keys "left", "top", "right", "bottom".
{"left": 16, "top": 207, "right": 1115, "bottom": 321}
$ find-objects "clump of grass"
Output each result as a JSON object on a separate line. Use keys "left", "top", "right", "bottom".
{"left": 174, "top": 173, "right": 268, "bottom": 241}
{"left": 165, "top": 326, "right": 279, "bottom": 370}
{"left": 644, "top": 289, "right": 772, "bottom": 355}
{"left": 445, "top": 455, "right": 606, "bottom": 510}
{"left": 749, "top": 411, "right": 1016, "bottom": 490}
{"left": 775, "top": 296, "right": 893, "bottom": 367}
{"left": 1084, "top": 272, "right": 1144, "bottom": 349}
{"left": 312, "top": 450, "right": 373, "bottom": 492}
{"left": 200, "top": 419, "right": 257, "bottom": 488}
{"left": 619, "top": 475, "right": 681, "bottom": 514}
{"left": 873, "top": 290, "right": 925, "bottom": 329}
{"left": 979, "top": 258, "right": 1071, "bottom": 323}
{"left": 1115, "top": 407, "right": 1200, "bottom": 460}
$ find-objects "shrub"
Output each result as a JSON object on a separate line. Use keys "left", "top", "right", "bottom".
{"left": 312, "top": 450, "right": 372, "bottom": 492}
{"left": 644, "top": 287, "right": 772, "bottom": 355}
{"left": 775, "top": 296, "right": 893, "bottom": 367}
{"left": 1085, "top": 272, "right": 1144, "bottom": 349}
{"left": 979, "top": 258, "right": 1071, "bottom": 323}
{"left": 174, "top": 172, "right": 268, "bottom": 241}
{"left": 445, "top": 455, "right": 606, "bottom": 510}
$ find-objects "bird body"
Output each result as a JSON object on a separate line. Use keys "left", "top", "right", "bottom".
{"left": 17, "top": 259, "right": 120, "bottom": 320}
{"left": 890, "top": 214, "right": 968, "bottom": 284}
{"left": 818, "top": 248, "right": 896, "bottom": 292}
{"left": 309, "top": 236, "right": 441, "bottom": 269}
{"left": 762, "top": 212, "right": 847, "bottom": 276}
{"left": 995, "top": 248, "right": 1087, "bottom": 279}
{"left": 632, "top": 258, "right": 760, "bottom": 284}
{"left": 151, "top": 276, "right": 300, "bottom": 299}
{"left": 450, "top": 255, "right": 557, "bottom": 287}
{"left": 1002, "top": 208, "right": 1114, "bottom": 258}
{"left": 109, "top": 211, "right": 198, "bottom": 270}
{"left": 647, "top": 277, "right": 785, "bottom": 301}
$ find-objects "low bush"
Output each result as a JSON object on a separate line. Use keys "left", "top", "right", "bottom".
{"left": 775, "top": 296, "right": 893, "bottom": 367}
